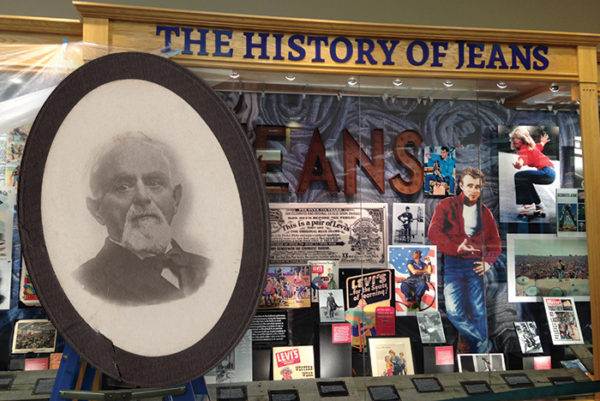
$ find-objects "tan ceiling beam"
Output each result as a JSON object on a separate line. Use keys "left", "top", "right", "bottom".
{"left": 73, "top": 1, "right": 600, "bottom": 47}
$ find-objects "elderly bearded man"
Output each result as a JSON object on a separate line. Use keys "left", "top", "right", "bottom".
{"left": 428, "top": 167, "right": 501, "bottom": 353}
{"left": 75, "top": 134, "right": 209, "bottom": 306}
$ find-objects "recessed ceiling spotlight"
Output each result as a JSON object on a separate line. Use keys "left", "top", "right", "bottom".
{"left": 442, "top": 80, "right": 454, "bottom": 88}
{"left": 285, "top": 73, "right": 296, "bottom": 82}
{"left": 393, "top": 78, "right": 403, "bottom": 87}
{"left": 347, "top": 77, "right": 358, "bottom": 87}
{"left": 229, "top": 71, "right": 240, "bottom": 79}
{"left": 497, "top": 81, "right": 507, "bottom": 89}
{"left": 550, "top": 84, "right": 559, "bottom": 93}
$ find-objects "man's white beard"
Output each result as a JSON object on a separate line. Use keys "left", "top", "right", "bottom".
{"left": 121, "top": 202, "right": 172, "bottom": 255}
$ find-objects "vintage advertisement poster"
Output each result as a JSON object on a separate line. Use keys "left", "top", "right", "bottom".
{"left": 0, "top": 187, "right": 16, "bottom": 260}
{"left": 391, "top": 203, "right": 425, "bottom": 244}
{"left": 11, "top": 319, "right": 57, "bottom": 354}
{"left": 497, "top": 125, "right": 560, "bottom": 226}
{"left": 417, "top": 311, "right": 446, "bottom": 344}
{"left": 205, "top": 330, "right": 252, "bottom": 384}
{"left": 19, "top": 261, "right": 41, "bottom": 307}
{"left": 388, "top": 245, "right": 437, "bottom": 315}
{"left": 309, "top": 260, "right": 339, "bottom": 302}
{"left": 543, "top": 297, "right": 584, "bottom": 345}
{"left": 269, "top": 203, "right": 387, "bottom": 267}
{"left": 258, "top": 266, "right": 311, "bottom": 309}
{"left": 423, "top": 146, "right": 456, "bottom": 196}
{"left": 272, "top": 345, "right": 315, "bottom": 380}
{"left": 0, "top": 260, "right": 11, "bottom": 310}
{"left": 341, "top": 268, "right": 393, "bottom": 350}
{"left": 318, "top": 289, "right": 345, "bottom": 323}
{"left": 557, "top": 189, "right": 578, "bottom": 235}
{"left": 507, "top": 233, "right": 588, "bottom": 302}
{"left": 514, "top": 321, "right": 543, "bottom": 354}
{"left": 368, "top": 337, "right": 414, "bottom": 377}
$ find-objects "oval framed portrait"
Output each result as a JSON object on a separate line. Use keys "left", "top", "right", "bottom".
{"left": 19, "top": 52, "right": 269, "bottom": 386}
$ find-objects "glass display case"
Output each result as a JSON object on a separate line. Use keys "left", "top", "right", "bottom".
{"left": 0, "top": 2, "right": 599, "bottom": 400}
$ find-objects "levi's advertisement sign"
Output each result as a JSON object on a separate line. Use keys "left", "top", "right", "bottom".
{"left": 272, "top": 346, "right": 315, "bottom": 380}
{"left": 275, "top": 348, "right": 301, "bottom": 367}
{"left": 150, "top": 25, "right": 577, "bottom": 76}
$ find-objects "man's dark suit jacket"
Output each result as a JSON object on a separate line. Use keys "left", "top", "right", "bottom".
{"left": 74, "top": 238, "right": 209, "bottom": 306}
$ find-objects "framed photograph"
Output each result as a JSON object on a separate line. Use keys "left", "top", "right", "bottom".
{"left": 318, "top": 289, "right": 345, "bottom": 323}
{"left": 18, "top": 52, "right": 269, "bottom": 386}
{"left": 368, "top": 337, "right": 414, "bottom": 377}
{"left": 388, "top": 245, "right": 437, "bottom": 315}
{"left": 5, "top": 126, "right": 29, "bottom": 187}
{"left": 458, "top": 353, "right": 505, "bottom": 372}
{"left": 543, "top": 297, "right": 584, "bottom": 345}
{"left": 11, "top": 319, "right": 57, "bottom": 354}
{"left": 507, "top": 234, "right": 588, "bottom": 302}
{"left": 258, "top": 266, "right": 311, "bottom": 309}
{"left": 269, "top": 203, "right": 387, "bottom": 267}
{"left": 497, "top": 125, "right": 560, "bottom": 226}
{"left": 309, "top": 260, "right": 339, "bottom": 302}
{"left": 417, "top": 311, "right": 446, "bottom": 344}
{"left": 392, "top": 203, "right": 425, "bottom": 244}
{"left": 423, "top": 146, "right": 456, "bottom": 196}
{"left": 272, "top": 346, "right": 315, "bottom": 380}
{"left": 514, "top": 321, "right": 543, "bottom": 354}
{"left": 204, "top": 330, "right": 252, "bottom": 384}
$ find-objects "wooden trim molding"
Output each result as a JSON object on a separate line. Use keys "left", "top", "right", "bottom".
{"left": 0, "top": 15, "right": 81, "bottom": 36}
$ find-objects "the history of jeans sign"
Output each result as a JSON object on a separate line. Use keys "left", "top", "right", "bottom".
{"left": 269, "top": 203, "right": 387, "bottom": 267}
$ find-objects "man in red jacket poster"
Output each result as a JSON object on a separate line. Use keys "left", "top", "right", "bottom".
{"left": 428, "top": 167, "right": 501, "bottom": 353}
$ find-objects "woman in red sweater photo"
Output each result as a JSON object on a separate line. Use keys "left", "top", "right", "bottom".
{"left": 509, "top": 126, "right": 556, "bottom": 217}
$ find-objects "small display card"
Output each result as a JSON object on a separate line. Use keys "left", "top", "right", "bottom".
{"left": 216, "top": 386, "right": 247, "bottom": 401}
{"left": 501, "top": 373, "right": 534, "bottom": 387}
{"left": 411, "top": 377, "right": 444, "bottom": 393}
{"left": 316, "top": 381, "right": 349, "bottom": 397}
{"left": 367, "top": 385, "right": 401, "bottom": 401}
{"left": 269, "top": 389, "right": 300, "bottom": 401}
{"left": 375, "top": 307, "right": 396, "bottom": 336}
{"left": 331, "top": 324, "right": 352, "bottom": 344}
{"left": 460, "top": 381, "right": 492, "bottom": 395}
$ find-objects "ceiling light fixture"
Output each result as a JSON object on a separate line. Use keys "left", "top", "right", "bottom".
{"left": 550, "top": 84, "right": 559, "bottom": 93}
{"left": 393, "top": 78, "right": 403, "bottom": 87}
{"left": 496, "top": 81, "right": 507, "bottom": 89}
{"left": 347, "top": 77, "right": 358, "bottom": 87}
{"left": 285, "top": 73, "right": 296, "bottom": 82}
{"left": 229, "top": 71, "right": 240, "bottom": 79}
{"left": 442, "top": 80, "right": 454, "bottom": 88}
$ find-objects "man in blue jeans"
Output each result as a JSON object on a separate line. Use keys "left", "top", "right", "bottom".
{"left": 428, "top": 167, "right": 501, "bottom": 353}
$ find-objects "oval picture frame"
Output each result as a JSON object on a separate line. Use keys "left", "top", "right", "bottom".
{"left": 19, "top": 52, "right": 269, "bottom": 386}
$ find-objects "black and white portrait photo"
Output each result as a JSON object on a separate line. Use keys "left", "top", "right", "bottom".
{"left": 41, "top": 79, "right": 244, "bottom": 356}
{"left": 20, "top": 53, "right": 269, "bottom": 385}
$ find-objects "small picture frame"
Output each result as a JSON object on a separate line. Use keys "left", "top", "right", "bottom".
{"left": 11, "top": 319, "right": 57, "bottom": 354}
{"left": 368, "top": 337, "right": 414, "bottom": 376}
{"left": 501, "top": 373, "right": 534, "bottom": 388}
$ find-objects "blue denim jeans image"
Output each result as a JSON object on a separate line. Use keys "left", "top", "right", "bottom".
{"left": 514, "top": 166, "right": 555, "bottom": 205}
{"left": 443, "top": 255, "right": 489, "bottom": 353}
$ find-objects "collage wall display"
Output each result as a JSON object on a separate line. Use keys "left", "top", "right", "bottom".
{"left": 0, "top": 87, "right": 590, "bottom": 377}
{"left": 218, "top": 91, "right": 590, "bottom": 378}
